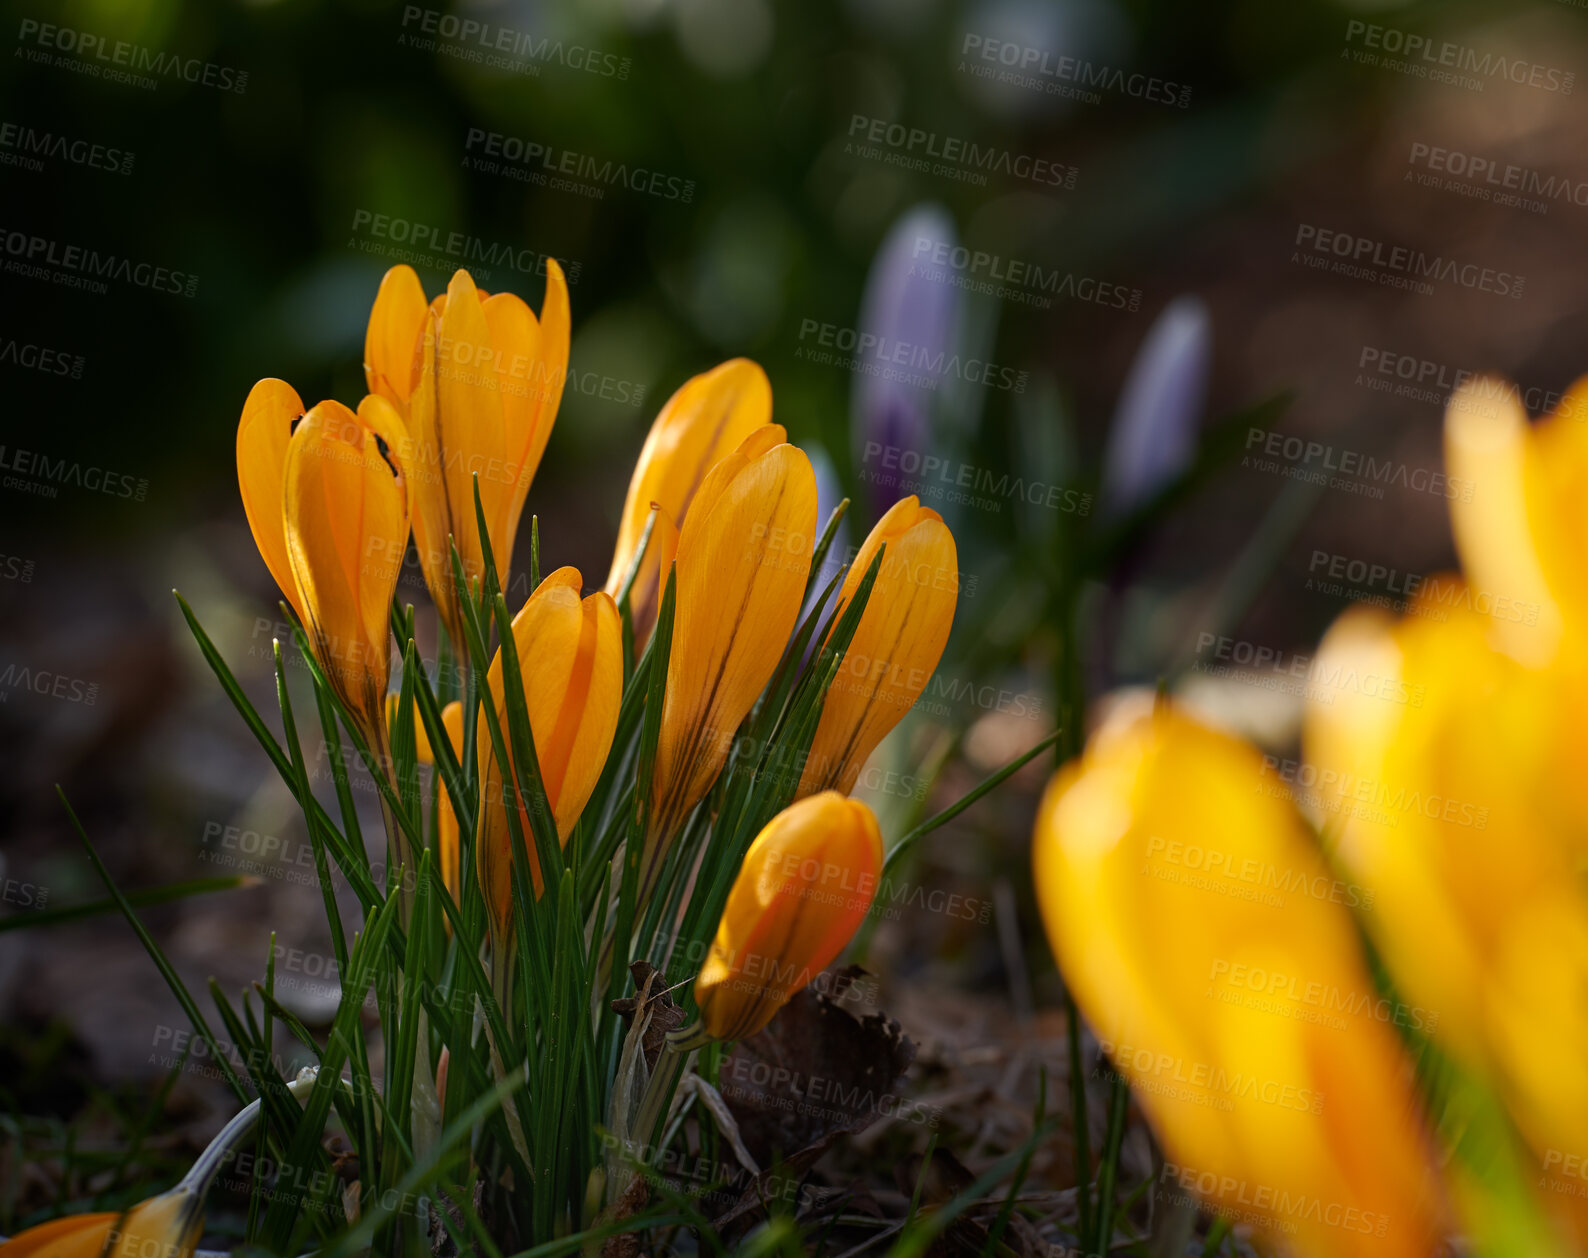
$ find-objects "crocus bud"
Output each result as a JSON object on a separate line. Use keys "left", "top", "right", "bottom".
{"left": 1100, "top": 296, "right": 1210, "bottom": 518}
{"left": 239, "top": 384, "right": 411, "bottom": 768}
{"left": 477, "top": 568, "right": 621, "bottom": 939}
{"left": 1033, "top": 701, "right": 1441, "bottom": 1258}
{"left": 605, "top": 358, "right": 771, "bottom": 640}
{"left": 280, "top": 396, "right": 411, "bottom": 769}
{"left": 384, "top": 265, "right": 569, "bottom": 652}
{"left": 645, "top": 425, "right": 817, "bottom": 885}
{"left": 1305, "top": 593, "right": 1588, "bottom": 1242}
{"left": 853, "top": 205, "right": 959, "bottom": 513}
{"left": 798, "top": 496, "right": 957, "bottom": 796}
{"left": 695, "top": 791, "right": 882, "bottom": 1042}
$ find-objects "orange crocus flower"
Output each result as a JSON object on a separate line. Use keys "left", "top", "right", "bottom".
{"left": 644, "top": 425, "right": 817, "bottom": 898}
{"left": 798, "top": 495, "right": 957, "bottom": 797}
{"left": 365, "top": 265, "right": 569, "bottom": 652}
{"left": 695, "top": 791, "right": 881, "bottom": 1042}
{"left": 476, "top": 567, "right": 621, "bottom": 942}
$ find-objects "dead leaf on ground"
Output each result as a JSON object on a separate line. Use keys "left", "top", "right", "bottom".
{"left": 717, "top": 967, "right": 917, "bottom": 1166}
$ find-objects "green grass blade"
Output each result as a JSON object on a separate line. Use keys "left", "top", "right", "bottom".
{"left": 58, "top": 788, "right": 250, "bottom": 1107}
{"left": 0, "top": 875, "right": 256, "bottom": 934}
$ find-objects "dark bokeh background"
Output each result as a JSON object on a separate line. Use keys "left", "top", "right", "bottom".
{"left": 3, "top": 0, "right": 1587, "bottom": 1224}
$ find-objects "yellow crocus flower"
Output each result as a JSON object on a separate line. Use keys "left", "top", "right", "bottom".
{"left": 797, "top": 495, "right": 957, "bottom": 797}
{"left": 1305, "top": 588, "right": 1588, "bottom": 1244}
{"left": 1033, "top": 701, "right": 1440, "bottom": 1258}
{"left": 695, "top": 791, "right": 881, "bottom": 1042}
{"left": 476, "top": 567, "right": 621, "bottom": 941}
{"left": 604, "top": 358, "right": 772, "bottom": 640}
{"left": 0, "top": 1190, "right": 200, "bottom": 1258}
{"left": 0, "top": 1069, "right": 320, "bottom": 1258}
{"left": 366, "top": 264, "right": 569, "bottom": 652}
{"left": 644, "top": 425, "right": 817, "bottom": 894}
{"left": 237, "top": 385, "right": 410, "bottom": 770}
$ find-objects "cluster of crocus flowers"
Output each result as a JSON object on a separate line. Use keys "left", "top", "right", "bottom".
{"left": 1302, "top": 374, "right": 1588, "bottom": 1246}
{"left": 626, "top": 419, "right": 959, "bottom": 910}
{"left": 694, "top": 791, "right": 883, "bottom": 1041}
{"left": 236, "top": 261, "right": 962, "bottom": 1040}
{"left": 1032, "top": 700, "right": 1442, "bottom": 1258}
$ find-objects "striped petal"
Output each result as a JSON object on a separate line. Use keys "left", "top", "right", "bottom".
{"left": 695, "top": 792, "right": 881, "bottom": 1042}
{"left": 605, "top": 358, "right": 771, "bottom": 638}
{"left": 799, "top": 496, "right": 957, "bottom": 796}
{"left": 648, "top": 426, "right": 817, "bottom": 860}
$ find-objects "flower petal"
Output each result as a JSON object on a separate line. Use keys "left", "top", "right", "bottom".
{"left": 236, "top": 377, "right": 307, "bottom": 622}
{"left": 1444, "top": 378, "right": 1560, "bottom": 664}
{"left": 605, "top": 358, "right": 771, "bottom": 612}
{"left": 364, "top": 265, "right": 428, "bottom": 408}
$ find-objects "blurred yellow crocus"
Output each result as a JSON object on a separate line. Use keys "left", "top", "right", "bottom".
{"left": 798, "top": 495, "right": 957, "bottom": 797}
{"left": 645, "top": 425, "right": 817, "bottom": 893}
{"left": 1305, "top": 588, "right": 1588, "bottom": 1242}
{"left": 1442, "top": 376, "right": 1570, "bottom": 665}
{"left": 1304, "top": 373, "right": 1588, "bottom": 1244}
{"left": 1033, "top": 700, "right": 1440, "bottom": 1258}
{"left": 476, "top": 568, "right": 621, "bottom": 941}
{"left": 237, "top": 384, "right": 410, "bottom": 770}
{"left": 695, "top": 791, "right": 881, "bottom": 1042}
{"left": 366, "top": 264, "right": 570, "bottom": 652}
{"left": 604, "top": 358, "right": 772, "bottom": 640}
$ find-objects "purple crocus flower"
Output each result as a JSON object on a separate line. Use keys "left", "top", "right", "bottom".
{"left": 1100, "top": 296, "right": 1211, "bottom": 518}
{"left": 853, "top": 204, "right": 961, "bottom": 516}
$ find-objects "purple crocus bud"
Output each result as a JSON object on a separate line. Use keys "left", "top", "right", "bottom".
{"left": 853, "top": 204, "right": 960, "bottom": 515}
{"left": 1100, "top": 296, "right": 1211, "bottom": 519}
